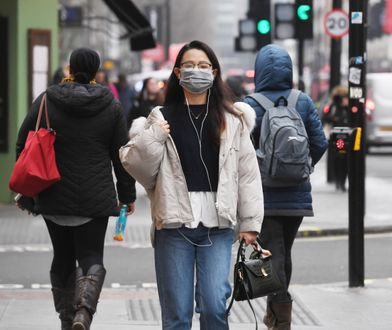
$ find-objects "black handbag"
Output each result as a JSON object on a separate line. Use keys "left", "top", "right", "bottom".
{"left": 226, "top": 238, "right": 282, "bottom": 330}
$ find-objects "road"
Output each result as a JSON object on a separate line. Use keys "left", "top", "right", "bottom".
{"left": 366, "top": 147, "right": 392, "bottom": 178}
{"left": 0, "top": 233, "right": 391, "bottom": 289}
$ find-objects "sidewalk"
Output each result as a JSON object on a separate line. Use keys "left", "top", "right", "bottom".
{"left": 300, "top": 162, "right": 392, "bottom": 237}
{"left": 0, "top": 278, "right": 391, "bottom": 329}
{"left": 1, "top": 161, "right": 392, "bottom": 329}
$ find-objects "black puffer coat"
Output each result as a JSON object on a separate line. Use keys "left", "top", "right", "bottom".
{"left": 16, "top": 83, "right": 136, "bottom": 217}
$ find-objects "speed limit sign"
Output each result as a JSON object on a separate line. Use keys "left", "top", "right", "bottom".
{"left": 324, "top": 9, "right": 349, "bottom": 38}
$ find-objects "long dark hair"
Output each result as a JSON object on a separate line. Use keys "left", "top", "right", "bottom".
{"left": 164, "top": 40, "right": 236, "bottom": 145}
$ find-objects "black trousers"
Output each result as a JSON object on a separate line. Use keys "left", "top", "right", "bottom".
{"left": 334, "top": 154, "right": 348, "bottom": 191}
{"left": 44, "top": 217, "right": 108, "bottom": 286}
{"left": 258, "top": 216, "right": 303, "bottom": 303}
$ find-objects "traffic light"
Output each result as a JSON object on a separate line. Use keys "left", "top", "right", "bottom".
{"left": 368, "top": 0, "right": 385, "bottom": 39}
{"left": 235, "top": 0, "right": 271, "bottom": 52}
{"left": 330, "top": 127, "right": 353, "bottom": 155}
{"left": 295, "top": 0, "right": 313, "bottom": 39}
{"left": 235, "top": 19, "right": 257, "bottom": 52}
{"left": 249, "top": 0, "right": 272, "bottom": 49}
{"left": 275, "top": 3, "right": 296, "bottom": 39}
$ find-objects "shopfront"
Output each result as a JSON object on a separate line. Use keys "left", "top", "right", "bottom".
{"left": 0, "top": 0, "right": 58, "bottom": 203}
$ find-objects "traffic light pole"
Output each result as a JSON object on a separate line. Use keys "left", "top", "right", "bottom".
{"left": 295, "top": 0, "right": 313, "bottom": 92}
{"left": 348, "top": 0, "right": 367, "bottom": 287}
{"left": 329, "top": 0, "right": 343, "bottom": 91}
{"left": 165, "top": 0, "right": 171, "bottom": 62}
{"left": 297, "top": 38, "right": 304, "bottom": 91}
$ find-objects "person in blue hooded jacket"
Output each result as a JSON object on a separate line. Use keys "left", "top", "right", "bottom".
{"left": 244, "top": 44, "right": 328, "bottom": 330}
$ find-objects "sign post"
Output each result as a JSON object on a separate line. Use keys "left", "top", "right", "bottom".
{"left": 326, "top": 4, "right": 349, "bottom": 92}
{"left": 348, "top": 0, "right": 367, "bottom": 288}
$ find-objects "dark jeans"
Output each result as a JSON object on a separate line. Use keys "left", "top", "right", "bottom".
{"left": 258, "top": 216, "right": 303, "bottom": 303}
{"left": 44, "top": 217, "right": 108, "bottom": 286}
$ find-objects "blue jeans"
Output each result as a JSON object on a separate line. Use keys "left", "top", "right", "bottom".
{"left": 154, "top": 225, "right": 234, "bottom": 330}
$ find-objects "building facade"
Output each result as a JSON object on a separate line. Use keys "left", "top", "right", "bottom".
{"left": 0, "top": 0, "right": 58, "bottom": 203}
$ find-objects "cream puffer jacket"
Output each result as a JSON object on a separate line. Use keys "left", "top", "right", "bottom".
{"left": 119, "top": 102, "right": 264, "bottom": 237}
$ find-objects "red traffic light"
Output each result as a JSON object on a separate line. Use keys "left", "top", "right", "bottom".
{"left": 336, "top": 138, "right": 345, "bottom": 150}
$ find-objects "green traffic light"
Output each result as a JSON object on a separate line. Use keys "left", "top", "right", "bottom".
{"left": 257, "top": 19, "right": 271, "bottom": 34}
{"left": 297, "top": 4, "right": 311, "bottom": 20}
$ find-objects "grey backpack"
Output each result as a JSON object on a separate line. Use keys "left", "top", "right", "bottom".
{"left": 248, "top": 90, "right": 313, "bottom": 187}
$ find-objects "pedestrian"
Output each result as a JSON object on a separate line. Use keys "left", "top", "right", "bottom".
{"left": 225, "top": 75, "right": 246, "bottom": 101}
{"left": 115, "top": 73, "right": 137, "bottom": 121}
{"left": 51, "top": 65, "right": 68, "bottom": 85}
{"left": 330, "top": 85, "right": 350, "bottom": 191}
{"left": 120, "top": 40, "right": 264, "bottom": 330}
{"left": 127, "top": 77, "right": 164, "bottom": 128}
{"left": 244, "top": 44, "right": 328, "bottom": 330}
{"left": 95, "top": 68, "right": 119, "bottom": 99}
{"left": 15, "top": 48, "right": 136, "bottom": 330}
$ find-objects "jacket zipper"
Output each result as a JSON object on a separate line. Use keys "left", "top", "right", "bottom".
{"left": 167, "top": 134, "right": 193, "bottom": 219}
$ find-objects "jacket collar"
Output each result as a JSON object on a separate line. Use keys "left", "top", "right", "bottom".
{"left": 128, "top": 103, "right": 256, "bottom": 171}
{"left": 128, "top": 103, "right": 256, "bottom": 137}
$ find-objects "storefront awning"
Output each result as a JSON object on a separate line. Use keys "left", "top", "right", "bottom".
{"left": 103, "top": 0, "right": 156, "bottom": 51}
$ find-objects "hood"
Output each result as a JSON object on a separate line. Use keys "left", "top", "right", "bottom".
{"left": 254, "top": 44, "right": 293, "bottom": 92}
{"left": 46, "top": 83, "right": 114, "bottom": 117}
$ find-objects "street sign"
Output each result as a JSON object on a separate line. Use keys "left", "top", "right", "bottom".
{"left": 324, "top": 9, "right": 349, "bottom": 38}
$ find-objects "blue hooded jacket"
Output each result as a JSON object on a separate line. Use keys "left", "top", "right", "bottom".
{"left": 244, "top": 45, "right": 328, "bottom": 216}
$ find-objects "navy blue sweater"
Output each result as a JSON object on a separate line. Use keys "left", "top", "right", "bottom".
{"left": 162, "top": 104, "right": 219, "bottom": 192}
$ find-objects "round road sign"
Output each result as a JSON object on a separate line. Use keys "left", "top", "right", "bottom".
{"left": 324, "top": 9, "right": 349, "bottom": 38}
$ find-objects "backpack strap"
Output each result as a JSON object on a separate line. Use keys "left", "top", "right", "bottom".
{"left": 287, "top": 89, "right": 301, "bottom": 108}
{"left": 247, "top": 93, "right": 275, "bottom": 110}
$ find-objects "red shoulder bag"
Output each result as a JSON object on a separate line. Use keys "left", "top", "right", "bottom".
{"left": 9, "top": 94, "right": 61, "bottom": 197}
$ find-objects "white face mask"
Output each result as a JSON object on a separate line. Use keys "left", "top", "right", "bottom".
{"left": 179, "top": 69, "right": 214, "bottom": 94}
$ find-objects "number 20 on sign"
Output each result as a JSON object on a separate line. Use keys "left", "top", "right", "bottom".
{"left": 324, "top": 9, "right": 349, "bottom": 39}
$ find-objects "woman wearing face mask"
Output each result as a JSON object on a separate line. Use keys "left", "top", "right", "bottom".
{"left": 120, "top": 40, "right": 264, "bottom": 330}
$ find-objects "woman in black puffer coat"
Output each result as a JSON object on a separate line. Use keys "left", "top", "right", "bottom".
{"left": 15, "top": 48, "right": 136, "bottom": 330}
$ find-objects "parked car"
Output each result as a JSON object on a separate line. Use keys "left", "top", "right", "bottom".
{"left": 366, "top": 73, "right": 392, "bottom": 147}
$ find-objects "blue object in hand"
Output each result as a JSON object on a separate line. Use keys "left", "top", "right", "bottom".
{"left": 113, "top": 205, "right": 128, "bottom": 241}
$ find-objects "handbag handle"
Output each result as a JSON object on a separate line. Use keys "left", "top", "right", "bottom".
{"left": 239, "top": 237, "right": 272, "bottom": 261}
{"left": 227, "top": 238, "right": 259, "bottom": 330}
{"left": 35, "top": 94, "right": 51, "bottom": 131}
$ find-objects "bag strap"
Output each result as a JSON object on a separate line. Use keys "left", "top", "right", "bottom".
{"left": 226, "top": 240, "right": 244, "bottom": 313}
{"left": 286, "top": 89, "right": 301, "bottom": 108}
{"left": 35, "top": 94, "right": 51, "bottom": 131}
{"left": 247, "top": 92, "right": 274, "bottom": 110}
{"left": 249, "top": 89, "right": 301, "bottom": 111}
{"left": 226, "top": 240, "right": 258, "bottom": 330}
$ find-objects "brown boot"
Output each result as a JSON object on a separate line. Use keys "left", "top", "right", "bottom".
{"left": 263, "top": 301, "right": 276, "bottom": 329}
{"left": 51, "top": 272, "right": 76, "bottom": 330}
{"left": 72, "top": 264, "right": 106, "bottom": 330}
{"left": 269, "top": 301, "right": 292, "bottom": 330}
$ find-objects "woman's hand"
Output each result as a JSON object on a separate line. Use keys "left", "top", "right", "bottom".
{"left": 126, "top": 202, "right": 136, "bottom": 215}
{"left": 239, "top": 231, "right": 258, "bottom": 245}
{"left": 159, "top": 120, "right": 170, "bottom": 134}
